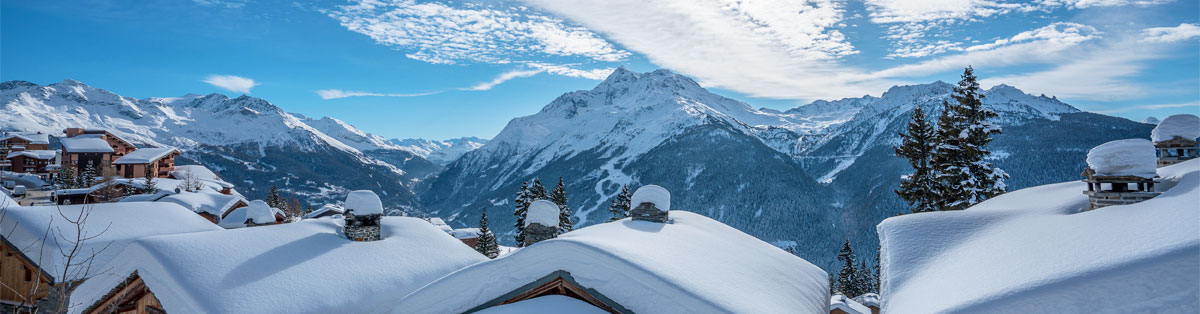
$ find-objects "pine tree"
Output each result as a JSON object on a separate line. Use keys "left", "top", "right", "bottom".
{"left": 529, "top": 178, "right": 548, "bottom": 199}
{"left": 895, "top": 106, "right": 939, "bottom": 213}
{"left": 58, "top": 167, "right": 77, "bottom": 189}
{"left": 474, "top": 208, "right": 500, "bottom": 259}
{"left": 550, "top": 177, "right": 573, "bottom": 233}
{"left": 266, "top": 186, "right": 285, "bottom": 209}
{"left": 855, "top": 260, "right": 873, "bottom": 296}
{"left": 873, "top": 247, "right": 882, "bottom": 293}
{"left": 143, "top": 166, "right": 158, "bottom": 194}
{"left": 80, "top": 162, "right": 97, "bottom": 188}
{"left": 608, "top": 184, "right": 632, "bottom": 222}
{"left": 932, "top": 66, "right": 1009, "bottom": 210}
{"left": 835, "top": 240, "right": 858, "bottom": 296}
{"left": 513, "top": 181, "right": 532, "bottom": 247}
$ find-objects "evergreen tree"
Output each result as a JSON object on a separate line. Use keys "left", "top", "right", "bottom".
{"left": 873, "top": 247, "right": 882, "bottom": 292}
{"left": 895, "top": 106, "right": 939, "bottom": 213}
{"left": 932, "top": 66, "right": 1009, "bottom": 210}
{"left": 58, "top": 167, "right": 77, "bottom": 189}
{"left": 529, "top": 178, "right": 548, "bottom": 200}
{"left": 266, "top": 186, "right": 285, "bottom": 209}
{"left": 855, "top": 260, "right": 873, "bottom": 295}
{"left": 550, "top": 177, "right": 573, "bottom": 233}
{"left": 835, "top": 240, "right": 859, "bottom": 296}
{"left": 608, "top": 184, "right": 632, "bottom": 222}
{"left": 80, "top": 162, "right": 96, "bottom": 188}
{"left": 513, "top": 181, "right": 532, "bottom": 247}
{"left": 143, "top": 166, "right": 158, "bottom": 194}
{"left": 473, "top": 208, "right": 500, "bottom": 259}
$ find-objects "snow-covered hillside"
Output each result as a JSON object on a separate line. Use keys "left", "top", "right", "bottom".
{"left": 878, "top": 159, "right": 1199, "bottom": 313}
{"left": 391, "top": 137, "right": 489, "bottom": 165}
{"left": 0, "top": 80, "right": 431, "bottom": 209}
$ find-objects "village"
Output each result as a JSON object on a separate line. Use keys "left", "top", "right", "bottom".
{"left": 0, "top": 112, "right": 1195, "bottom": 313}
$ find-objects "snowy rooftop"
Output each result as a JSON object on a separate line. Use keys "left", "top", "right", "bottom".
{"left": 450, "top": 228, "right": 481, "bottom": 239}
{"left": 60, "top": 137, "right": 115, "bottom": 153}
{"left": 345, "top": 190, "right": 383, "bottom": 215}
{"left": 630, "top": 184, "right": 670, "bottom": 211}
{"left": 1085, "top": 139, "right": 1158, "bottom": 178}
{"left": 5, "top": 150, "right": 56, "bottom": 160}
{"left": 157, "top": 191, "right": 247, "bottom": 217}
{"left": 474, "top": 295, "right": 610, "bottom": 314}
{"left": 171, "top": 165, "right": 235, "bottom": 190}
{"left": 218, "top": 200, "right": 280, "bottom": 229}
{"left": 68, "top": 217, "right": 488, "bottom": 314}
{"left": 393, "top": 211, "right": 829, "bottom": 313}
{"left": 0, "top": 132, "right": 50, "bottom": 144}
{"left": 112, "top": 147, "right": 179, "bottom": 164}
{"left": 1151, "top": 114, "right": 1200, "bottom": 142}
{"left": 852, "top": 293, "right": 880, "bottom": 308}
{"left": 878, "top": 159, "right": 1200, "bottom": 313}
{"left": 525, "top": 200, "right": 560, "bottom": 227}
{"left": 303, "top": 204, "right": 344, "bottom": 219}
{"left": 830, "top": 294, "right": 871, "bottom": 314}
{"left": 0, "top": 202, "right": 222, "bottom": 283}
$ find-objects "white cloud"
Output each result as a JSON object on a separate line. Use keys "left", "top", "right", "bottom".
{"left": 316, "top": 89, "right": 441, "bottom": 100}
{"left": 326, "top": 0, "right": 628, "bottom": 76}
{"left": 977, "top": 38, "right": 1154, "bottom": 100}
{"left": 525, "top": 62, "right": 614, "bottom": 80}
{"left": 965, "top": 22, "right": 1100, "bottom": 51}
{"left": 460, "top": 69, "right": 544, "bottom": 91}
{"left": 193, "top": 0, "right": 247, "bottom": 9}
{"left": 203, "top": 75, "right": 258, "bottom": 94}
{"left": 1141, "top": 23, "right": 1200, "bottom": 43}
{"left": 1137, "top": 102, "right": 1200, "bottom": 110}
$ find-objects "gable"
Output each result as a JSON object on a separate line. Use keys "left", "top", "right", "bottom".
{"left": 465, "top": 270, "right": 631, "bottom": 314}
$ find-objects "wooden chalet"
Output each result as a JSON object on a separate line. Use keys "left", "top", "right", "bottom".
{"left": 59, "top": 136, "right": 115, "bottom": 174}
{"left": 1081, "top": 168, "right": 1162, "bottom": 210}
{"left": 1154, "top": 136, "right": 1199, "bottom": 167}
{"left": 63, "top": 128, "right": 137, "bottom": 158}
{"left": 80, "top": 271, "right": 163, "bottom": 314}
{"left": 5, "top": 150, "right": 58, "bottom": 181}
{"left": 112, "top": 148, "right": 181, "bottom": 179}
{"left": 0, "top": 237, "right": 55, "bottom": 313}
{"left": 0, "top": 132, "right": 50, "bottom": 173}
{"left": 465, "top": 270, "right": 629, "bottom": 314}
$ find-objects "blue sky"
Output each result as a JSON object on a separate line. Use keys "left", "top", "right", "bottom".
{"left": 2, "top": 0, "right": 1197, "bottom": 140}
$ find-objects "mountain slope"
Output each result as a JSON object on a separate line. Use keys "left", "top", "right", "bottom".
{"left": 390, "top": 137, "right": 489, "bottom": 165}
{"left": 0, "top": 80, "right": 429, "bottom": 211}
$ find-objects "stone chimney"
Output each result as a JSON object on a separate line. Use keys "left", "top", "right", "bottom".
{"left": 630, "top": 185, "right": 670, "bottom": 222}
{"left": 343, "top": 190, "right": 383, "bottom": 241}
{"left": 523, "top": 200, "right": 560, "bottom": 246}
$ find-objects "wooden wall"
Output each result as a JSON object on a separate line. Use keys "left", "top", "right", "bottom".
{"left": 0, "top": 238, "right": 52, "bottom": 306}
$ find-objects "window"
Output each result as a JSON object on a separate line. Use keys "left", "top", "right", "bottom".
{"left": 24, "top": 265, "right": 32, "bottom": 281}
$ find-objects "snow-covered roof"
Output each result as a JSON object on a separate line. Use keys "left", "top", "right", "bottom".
{"left": 393, "top": 211, "right": 829, "bottom": 313}
{"left": 631, "top": 184, "right": 670, "bottom": 211}
{"left": 112, "top": 147, "right": 179, "bottom": 164}
{"left": 1151, "top": 114, "right": 1200, "bottom": 142}
{"left": 60, "top": 136, "right": 115, "bottom": 153}
{"left": 0, "top": 202, "right": 222, "bottom": 283}
{"left": 68, "top": 217, "right": 488, "bottom": 314}
{"left": 0, "top": 132, "right": 50, "bottom": 144}
{"left": 474, "top": 295, "right": 610, "bottom": 314}
{"left": 218, "top": 200, "right": 278, "bottom": 228}
{"left": 1086, "top": 139, "right": 1157, "bottom": 178}
{"left": 427, "top": 217, "right": 453, "bottom": 233}
{"left": 6, "top": 150, "right": 56, "bottom": 160}
{"left": 345, "top": 190, "right": 383, "bottom": 215}
{"left": 878, "top": 159, "right": 1200, "bottom": 313}
{"left": 158, "top": 191, "right": 247, "bottom": 217}
{"left": 830, "top": 294, "right": 871, "bottom": 314}
{"left": 852, "top": 293, "right": 880, "bottom": 308}
{"left": 525, "top": 200, "right": 559, "bottom": 227}
{"left": 170, "top": 164, "right": 219, "bottom": 181}
{"left": 450, "top": 228, "right": 481, "bottom": 239}
{"left": 303, "top": 204, "right": 344, "bottom": 219}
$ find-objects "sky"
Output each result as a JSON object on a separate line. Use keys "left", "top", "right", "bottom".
{"left": 2, "top": 0, "right": 1197, "bottom": 140}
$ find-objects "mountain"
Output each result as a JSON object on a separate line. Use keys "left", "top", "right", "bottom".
{"left": 1142, "top": 116, "right": 1160, "bottom": 124}
{"left": 419, "top": 68, "right": 1152, "bottom": 271}
{"left": 0, "top": 79, "right": 431, "bottom": 212}
{"left": 301, "top": 116, "right": 442, "bottom": 180}
{"left": 390, "top": 137, "right": 489, "bottom": 165}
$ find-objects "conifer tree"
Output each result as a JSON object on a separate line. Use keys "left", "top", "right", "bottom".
{"left": 608, "top": 184, "right": 632, "bottom": 222}
{"left": 550, "top": 177, "right": 573, "bottom": 233}
{"left": 895, "top": 106, "right": 939, "bottom": 213}
{"left": 873, "top": 247, "right": 882, "bottom": 292}
{"left": 513, "top": 181, "right": 532, "bottom": 247}
{"left": 266, "top": 186, "right": 285, "bottom": 209}
{"left": 81, "top": 162, "right": 96, "bottom": 188}
{"left": 835, "top": 240, "right": 858, "bottom": 296}
{"left": 932, "top": 66, "right": 1009, "bottom": 210}
{"left": 143, "top": 166, "right": 158, "bottom": 194}
{"left": 474, "top": 208, "right": 500, "bottom": 259}
{"left": 58, "top": 167, "right": 77, "bottom": 189}
{"left": 855, "top": 260, "right": 873, "bottom": 295}
{"left": 529, "top": 178, "right": 548, "bottom": 200}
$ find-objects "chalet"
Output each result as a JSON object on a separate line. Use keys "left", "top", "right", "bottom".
{"left": 830, "top": 294, "right": 870, "bottom": 314}
{"left": 1150, "top": 114, "right": 1200, "bottom": 167}
{"left": 112, "top": 147, "right": 180, "bottom": 179}
{"left": 63, "top": 128, "right": 137, "bottom": 158}
{"left": 68, "top": 210, "right": 486, "bottom": 313}
{"left": 451, "top": 228, "right": 482, "bottom": 248}
{"left": 392, "top": 186, "right": 830, "bottom": 314}
{"left": 851, "top": 293, "right": 880, "bottom": 314}
{"left": 169, "top": 165, "right": 235, "bottom": 195}
{"left": 0, "top": 132, "right": 50, "bottom": 172}
{"left": 1082, "top": 139, "right": 1162, "bottom": 210}
{"left": 120, "top": 190, "right": 249, "bottom": 224}
{"left": 301, "top": 204, "right": 344, "bottom": 219}
{"left": 218, "top": 200, "right": 284, "bottom": 229}
{"left": 5, "top": 150, "right": 58, "bottom": 180}
{"left": 60, "top": 136, "right": 115, "bottom": 174}
{"left": 0, "top": 201, "right": 220, "bottom": 313}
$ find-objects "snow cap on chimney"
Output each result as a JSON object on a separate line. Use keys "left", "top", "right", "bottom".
{"left": 345, "top": 190, "right": 383, "bottom": 216}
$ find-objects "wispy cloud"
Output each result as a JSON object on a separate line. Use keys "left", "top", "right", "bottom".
{"left": 1141, "top": 23, "right": 1200, "bottom": 43}
{"left": 460, "top": 69, "right": 544, "bottom": 91}
{"left": 1095, "top": 101, "right": 1200, "bottom": 114}
{"left": 203, "top": 75, "right": 257, "bottom": 94}
{"left": 315, "top": 89, "right": 441, "bottom": 100}
{"left": 193, "top": 0, "right": 247, "bottom": 9}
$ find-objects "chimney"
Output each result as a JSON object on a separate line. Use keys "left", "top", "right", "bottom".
{"left": 343, "top": 190, "right": 383, "bottom": 241}
{"left": 523, "top": 200, "right": 560, "bottom": 246}
{"left": 630, "top": 185, "right": 669, "bottom": 222}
